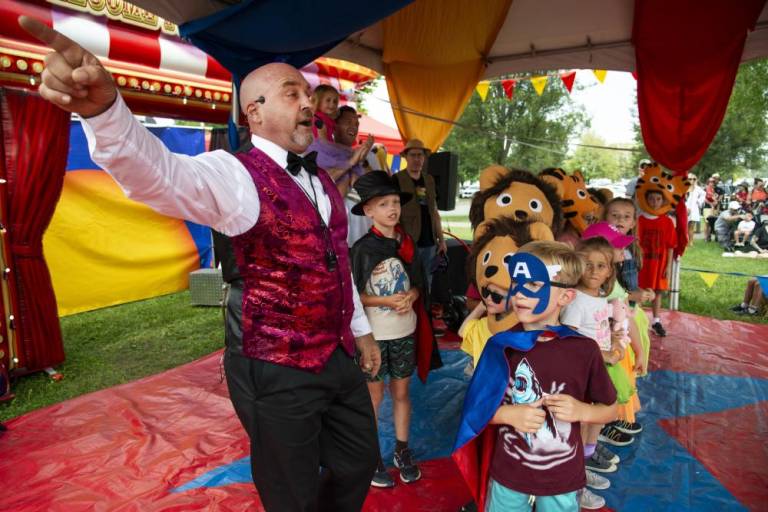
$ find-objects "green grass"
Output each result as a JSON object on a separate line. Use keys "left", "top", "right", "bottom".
{"left": 0, "top": 291, "right": 222, "bottom": 421}
{"left": 1, "top": 241, "right": 764, "bottom": 422}
{"left": 677, "top": 240, "right": 768, "bottom": 324}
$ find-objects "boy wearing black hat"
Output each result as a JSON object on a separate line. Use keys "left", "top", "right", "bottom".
{"left": 349, "top": 171, "right": 425, "bottom": 489}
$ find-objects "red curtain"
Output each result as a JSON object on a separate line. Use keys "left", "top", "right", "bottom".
{"left": 0, "top": 88, "right": 68, "bottom": 372}
{"left": 633, "top": 0, "right": 766, "bottom": 173}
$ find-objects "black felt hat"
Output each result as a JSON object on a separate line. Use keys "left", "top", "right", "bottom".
{"left": 351, "top": 171, "right": 412, "bottom": 216}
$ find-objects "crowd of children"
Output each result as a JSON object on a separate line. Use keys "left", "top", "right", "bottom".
{"left": 452, "top": 175, "right": 669, "bottom": 511}
{"left": 307, "top": 82, "right": 674, "bottom": 510}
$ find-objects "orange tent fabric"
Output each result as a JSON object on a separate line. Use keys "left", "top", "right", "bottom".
{"left": 382, "top": 0, "right": 512, "bottom": 150}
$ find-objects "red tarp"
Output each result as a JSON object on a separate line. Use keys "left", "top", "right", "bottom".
{"left": 1, "top": 311, "right": 767, "bottom": 511}
{"left": 358, "top": 115, "right": 404, "bottom": 155}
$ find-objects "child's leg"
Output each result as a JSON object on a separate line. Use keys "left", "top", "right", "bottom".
{"left": 389, "top": 377, "right": 412, "bottom": 444}
{"left": 652, "top": 292, "right": 662, "bottom": 320}
{"left": 367, "top": 381, "right": 385, "bottom": 421}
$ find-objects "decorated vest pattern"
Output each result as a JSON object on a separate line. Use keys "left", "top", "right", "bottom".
{"left": 231, "top": 147, "right": 355, "bottom": 371}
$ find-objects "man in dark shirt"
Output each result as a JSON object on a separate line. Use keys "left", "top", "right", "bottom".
{"left": 394, "top": 139, "right": 447, "bottom": 295}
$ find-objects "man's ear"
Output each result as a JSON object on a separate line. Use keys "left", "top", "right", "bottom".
{"left": 246, "top": 102, "right": 262, "bottom": 125}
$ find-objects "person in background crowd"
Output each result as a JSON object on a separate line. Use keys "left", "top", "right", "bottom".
{"left": 715, "top": 201, "right": 745, "bottom": 252}
{"left": 749, "top": 218, "right": 768, "bottom": 253}
{"left": 734, "top": 212, "right": 756, "bottom": 247}
{"left": 394, "top": 139, "right": 447, "bottom": 297}
{"left": 734, "top": 183, "right": 750, "bottom": 209}
{"left": 750, "top": 178, "right": 767, "bottom": 207}
{"left": 685, "top": 173, "right": 706, "bottom": 247}
{"left": 731, "top": 278, "right": 766, "bottom": 316}
{"left": 703, "top": 176, "right": 720, "bottom": 242}
{"left": 311, "top": 84, "right": 340, "bottom": 143}
{"left": 625, "top": 159, "right": 653, "bottom": 199}
{"left": 308, "top": 105, "right": 375, "bottom": 246}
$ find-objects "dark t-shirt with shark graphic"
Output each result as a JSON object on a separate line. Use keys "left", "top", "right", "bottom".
{"left": 489, "top": 334, "right": 616, "bottom": 496}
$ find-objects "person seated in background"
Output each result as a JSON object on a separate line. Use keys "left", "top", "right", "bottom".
{"left": 714, "top": 201, "right": 744, "bottom": 251}
{"left": 731, "top": 278, "right": 766, "bottom": 316}
{"left": 750, "top": 178, "right": 767, "bottom": 208}
{"left": 734, "top": 183, "right": 749, "bottom": 208}
{"left": 749, "top": 218, "right": 768, "bottom": 254}
{"left": 734, "top": 212, "right": 756, "bottom": 246}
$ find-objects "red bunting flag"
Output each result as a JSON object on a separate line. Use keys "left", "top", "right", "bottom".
{"left": 631, "top": 71, "right": 638, "bottom": 80}
{"left": 501, "top": 79, "right": 516, "bottom": 99}
{"left": 560, "top": 71, "right": 576, "bottom": 93}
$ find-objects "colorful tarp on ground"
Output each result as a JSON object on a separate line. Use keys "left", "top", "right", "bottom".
{"left": 42, "top": 122, "right": 212, "bottom": 316}
{"left": 1, "top": 311, "right": 766, "bottom": 510}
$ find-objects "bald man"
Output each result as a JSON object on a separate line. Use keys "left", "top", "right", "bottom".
{"left": 19, "top": 16, "right": 380, "bottom": 512}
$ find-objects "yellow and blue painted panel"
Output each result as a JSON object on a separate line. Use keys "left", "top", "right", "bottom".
{"left": 43, "top": 122, "right": 213, "bottom": 316}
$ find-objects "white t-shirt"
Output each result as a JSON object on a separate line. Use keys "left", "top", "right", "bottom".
{"left": 737, "top": 220, "right": 756, "bottom": 233}
{"left": 560, "top": 290, "right": 612, "bottom": 351}
{"left": 364, "top": 257, "right": 417, "bottom": 341}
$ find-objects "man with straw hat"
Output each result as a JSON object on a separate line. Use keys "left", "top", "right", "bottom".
{"left": 394, "top": 139, "right": 447, "bottom": 297}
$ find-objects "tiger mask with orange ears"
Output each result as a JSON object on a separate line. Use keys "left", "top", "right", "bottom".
{"left": 634, "top": 163, "right": 691, "bottom": 216}
{"left": 539, "top": 168, "right": 600, "bottom": 234}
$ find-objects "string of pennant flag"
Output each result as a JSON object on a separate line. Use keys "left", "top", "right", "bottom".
{"left": 475, "top": 69, "right": 620, "bottom": 101}
{"left": 681, "top": 266, "right": 768, "bottom": 297}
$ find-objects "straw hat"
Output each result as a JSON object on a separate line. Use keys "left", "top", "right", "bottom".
{"left": 400, "top": 139, "right": 431, "bottom": 157}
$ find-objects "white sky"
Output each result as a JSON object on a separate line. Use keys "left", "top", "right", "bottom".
{"left": 362, "top": 70, "right": 639, "bottom": 146}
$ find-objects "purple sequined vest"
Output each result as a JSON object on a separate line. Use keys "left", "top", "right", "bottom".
{"left": 231, "top": 147, "right": 355, "bottom": 371}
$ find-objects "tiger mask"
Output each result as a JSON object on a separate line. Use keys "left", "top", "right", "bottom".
{"left": 635, "top": 164, "right": 690, "bottom": 216}
{"left": 539, "top": 168, "right": 600, "bottom": 234}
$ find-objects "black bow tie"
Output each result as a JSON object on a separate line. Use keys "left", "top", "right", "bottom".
{"left": 286, "top": 151, "right": 318, "bottom": 176}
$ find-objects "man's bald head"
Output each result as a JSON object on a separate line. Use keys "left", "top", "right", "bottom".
{"left": 240, "top": 63, "right": 314, "bottom": 153}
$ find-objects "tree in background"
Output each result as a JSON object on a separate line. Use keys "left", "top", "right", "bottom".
{"left": 566, "top": 131, "right": 636, "bottom": 181}
{"left": 442, "top": 77, "right": 589, "bottom": 183}
{"left": 633, "top": 60, "right": 768, "bottom": 181}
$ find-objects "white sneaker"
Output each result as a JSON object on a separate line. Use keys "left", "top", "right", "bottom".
{"left": 579, "top": 487, "right": 606, "bottom": 510}
{"left": 586, "top": 469, "right": 611, "bottom": 490}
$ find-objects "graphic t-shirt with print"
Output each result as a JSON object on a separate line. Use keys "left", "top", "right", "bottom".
{"left": 560, "top": 290, "right": 613, "bottom": 351}
{"left": 364, "top": 257, "right": 417, "bottom": 340}
{"left": 489, "top": 334, "right": 616, "bottom": 496}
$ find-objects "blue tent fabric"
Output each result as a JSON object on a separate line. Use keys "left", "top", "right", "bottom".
{"left": 178, "top": 0, "right": 412, "bottom": 81}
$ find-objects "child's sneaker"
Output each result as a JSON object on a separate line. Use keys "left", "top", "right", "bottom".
{"left": 578, "top": 488, "right": 606, "bottom": 510}
{"left": 586, "top": 469, "right": 611, "bottom": 490}
{"left": 599, "top": 424, "right": 634, "bottom": 446}
{"left": 393, "top": 447, "right": 421, "bottom": 483}
{"left": 370, "top": 469, "right": 395, "bottom": 488}
{"left": 610, "top": 419, "right": 643, "bottom": 435}
{"left": 596, "top": 442, "right": 620, "bottom": 464}
{"left": 585, "top": 452, "right": 616, "bottom": 473}
{"left": 651, "top": 322, "right": 667, "bottom": 337}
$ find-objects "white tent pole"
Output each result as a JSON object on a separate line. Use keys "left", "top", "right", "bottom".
{"left": 670, "top": 257, "right": 681, "bottom": 311}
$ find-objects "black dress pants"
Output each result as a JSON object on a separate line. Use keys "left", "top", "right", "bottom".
{"left": 223, "top": 283, "right": 379, "bottom": 512}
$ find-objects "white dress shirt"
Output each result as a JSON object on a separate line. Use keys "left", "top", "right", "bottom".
{"left": 82, "top": 94, "right": 371, "bottom": 337}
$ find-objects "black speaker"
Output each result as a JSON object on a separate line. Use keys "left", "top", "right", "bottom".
{"left": 427, "top": 151, "right": 458, "bottom": 211}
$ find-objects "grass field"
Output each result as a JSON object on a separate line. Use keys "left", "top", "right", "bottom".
{"left": 1, "top": 239, "right": 765, "bottom": 422}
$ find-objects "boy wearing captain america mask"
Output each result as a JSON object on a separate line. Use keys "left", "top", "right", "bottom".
{"left": 453, "top": 241, "right": 618, "bottom": 512}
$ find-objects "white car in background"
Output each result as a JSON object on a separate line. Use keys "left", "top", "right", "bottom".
{"left": 458, "top": 183, "right": 479, "bottom": 198}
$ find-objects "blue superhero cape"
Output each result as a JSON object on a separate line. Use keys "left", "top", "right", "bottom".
{"left": 452, "top": 324, "right": 582, "bottom": 452}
